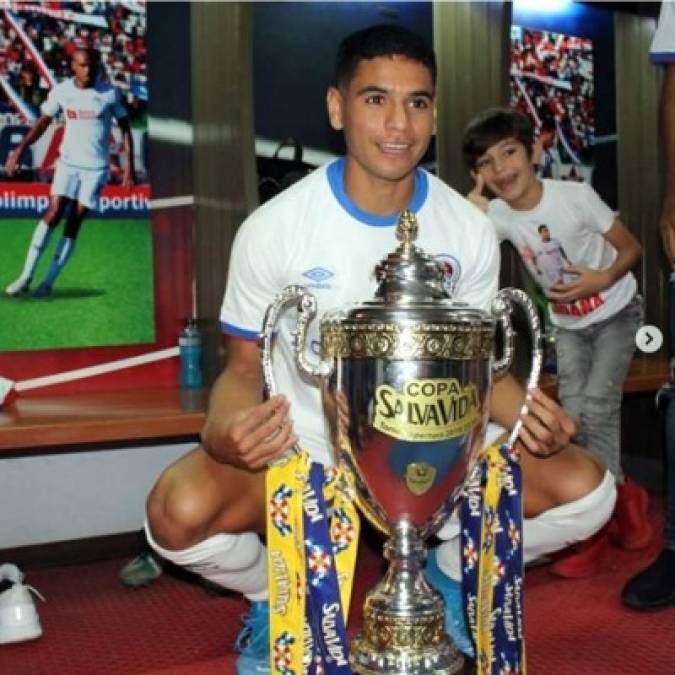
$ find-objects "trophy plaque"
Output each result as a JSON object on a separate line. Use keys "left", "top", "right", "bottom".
{"left": 260, "top": 210, "right": 541, "bottom": 674}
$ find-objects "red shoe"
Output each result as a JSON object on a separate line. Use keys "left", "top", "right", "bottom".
{"left": 549, "top": 526, "right": 611, "bottom": 578}
{"left": 614, "top": 478, "right": 653, "bottom": 551}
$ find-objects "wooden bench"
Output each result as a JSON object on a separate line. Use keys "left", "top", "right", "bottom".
{"left": 0, "top": 386, "right": 209, "bottom": 568}
{"left": 540, "top": 354, "right": 670, "bottom": 399}
{"left": 0, "top": 355, "right": 669, "bottom": 453}
{"left": 0, "top": 387, "right": 208, "bottom": 452}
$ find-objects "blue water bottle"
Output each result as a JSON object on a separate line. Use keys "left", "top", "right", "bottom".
{"left": 179, "top": 318, "right": 203, "bottom": 388}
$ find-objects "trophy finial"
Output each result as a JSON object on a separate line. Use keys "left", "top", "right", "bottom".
{"left": 396, "top": 209, "right": 418, "bottom": 244}
{"left": 374, "top": 208, "right": 449, "bottom": 302}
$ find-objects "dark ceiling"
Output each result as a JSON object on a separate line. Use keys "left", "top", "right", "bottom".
{"left": 581, "top": 1, "right": 660, "bottom": 19}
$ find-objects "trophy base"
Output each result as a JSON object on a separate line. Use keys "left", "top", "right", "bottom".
{"left": 348, "top": 522, "right": 465, "bottom": 675}
{"left": 350, "top": 632, "right": 464, "bottom": 675}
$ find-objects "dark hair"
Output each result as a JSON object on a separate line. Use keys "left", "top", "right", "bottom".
{"left": 334, "top": 24, "right": 436, "bottom": 90}
{"left": 462, "top": 107, "right": 534, "bottom": 169}
{"left": 72, "top": 47, "right": 100, "bottom": 66}
{"left": 537, "top": 224, "right": 549, "bottom": 233}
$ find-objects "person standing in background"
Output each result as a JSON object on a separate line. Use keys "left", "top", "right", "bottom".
{"left": 623, "top": 0, "right": 675, "bottom": 611}
{"left": 463, "top": 107, "right": 646, "bottom": 578}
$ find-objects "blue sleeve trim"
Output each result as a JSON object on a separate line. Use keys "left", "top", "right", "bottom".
{"left": 220, "top": 321, "right": 259, "bottom": 341}
{"left": 650, "top": 52, "right": 675, "bottom": 65}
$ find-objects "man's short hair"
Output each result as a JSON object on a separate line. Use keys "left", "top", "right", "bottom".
{"left": 72, "top": 47, "right": 100, "bottom": 66}
{"left": 462, "top": 107, "right": 535, "bottom": 169}
{"left": 334, "top": 24, "right": 436, "bottom": 90}
{"left": 538, "top": 224, "right": 549, "bottom": 233}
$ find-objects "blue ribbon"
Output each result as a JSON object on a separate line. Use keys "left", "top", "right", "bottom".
{"left": 303, "top": 462, "right": 352, "bottom": 674}
{"left": 461, "top": 444, "right": 526, "bottom": 674}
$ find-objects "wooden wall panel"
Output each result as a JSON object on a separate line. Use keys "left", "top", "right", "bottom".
{"left": 433, "top": 2, "right": 523, "bottom": 288}
{"left": 433, "top": 1, "right": 512, "bottom": 194}
{"left": 615, "top": 11, "right": 664, "bottom": 329}
{"left": 190, "top": 3, "right": 258, "bottom": 382}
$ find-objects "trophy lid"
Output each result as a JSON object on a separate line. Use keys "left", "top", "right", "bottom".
{"left": 319, "top": 210, "right": 495, "bottom": 362}
{"left": 324, "top": 210, "right": 492, "bottom": 327}
{"left": 373, "top": 209, "right": 448, "bottom": 304}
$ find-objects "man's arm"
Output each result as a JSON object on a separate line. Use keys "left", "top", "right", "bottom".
{"left": 532, "top": 251, "right": 543, "bottom": 277}
{"left": 661, "top": 63, "right": 675, "bottom": 264}
{"left": 490, "top": 372, "right": 576, "bottom": 457}
{"left": 200, "top": 338, "right": 297, "bottom": 470}
{"left": 5, "top": 115, "right": 52, "bottom": 176}
{"left": 548, "top": 217, "right": 641, "bottom": 303}
{"left": 117, "top": 116, "right": 136, "bottom": 189}
{"left": 558, "top": 243, "right": 571, "bottom": 266}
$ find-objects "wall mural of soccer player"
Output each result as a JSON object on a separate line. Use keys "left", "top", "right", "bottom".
{"left": 5, "top": 47, "right": 134, "bottom": 298}
{"left": 0, "top": 3, "right": 153, "bottom": 353}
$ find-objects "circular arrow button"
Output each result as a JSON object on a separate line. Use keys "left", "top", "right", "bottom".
{"left": 635, "top": 325, "right": 663, "bottom": 354}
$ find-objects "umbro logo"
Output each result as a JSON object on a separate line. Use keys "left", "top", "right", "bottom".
{"left": 302, "top": 267, "right": 334, "bottom": 283}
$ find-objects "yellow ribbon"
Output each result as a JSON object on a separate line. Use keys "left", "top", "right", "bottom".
{"left": 473, "top": 443, "right": 526, "bottom": 674}
{"left": 266, "top": 449, "right": 359, "bottom": 674}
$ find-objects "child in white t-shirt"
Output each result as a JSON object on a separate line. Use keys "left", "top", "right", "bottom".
{"left": 462, "top": 107, "right": 649, "bottom": 575}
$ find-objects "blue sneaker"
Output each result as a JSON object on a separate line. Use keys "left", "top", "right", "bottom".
{"left": 235, "top": 600, "right": 270, "bottom": 674}
{"left": 425, "top": 548, "right": 475, "bottom": 657}
{"left": 32, "top": 283, "right": 52, "bottom": 299}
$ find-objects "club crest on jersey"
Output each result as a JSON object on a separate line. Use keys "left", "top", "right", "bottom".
{"left": 434, "top": 254, "right": 461, "bottom": 296}
{"left": 65, "top": 108, "right": 97, "bottom": 120}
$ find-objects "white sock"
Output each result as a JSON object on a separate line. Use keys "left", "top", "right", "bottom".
{"left": 435, "top": 469, "right": 617, "bottom": 580}
{"left": 145, "top": 522, "right": 268, "bottom": 601}
{"left": 19, "top": 220, "right": 51, "bottom": 280}
{"left": 518, "top": 469, "right": 616, "bottom": 562}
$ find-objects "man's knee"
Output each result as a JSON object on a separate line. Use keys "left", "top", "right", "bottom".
{"left": 523, "top": 470, "right": 616, "bottom": 561}
{"left": 146, "top": 447, "right": 267, "bottom": 550}
{"left": 555, "top": 444, "right": 607, "bottom": 504}
{"left": 146, "top": 470, "right": 212, "bottom": 551}
{"left": 523, "top": 443, "right": 606, "bottom": 515}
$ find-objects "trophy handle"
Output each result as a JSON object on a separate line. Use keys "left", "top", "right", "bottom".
{"left": 260, "top": 285, "right": 334, "bottom": 401}
{"left": 491, "top": 287, "right": 543, "bottom": 447}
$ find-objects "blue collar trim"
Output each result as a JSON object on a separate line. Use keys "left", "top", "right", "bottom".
{"left": 650, "top": 52, "right": 675, "bottom": 64}
{"left": 326, "top": 157, "right": 428, "bottom": 226}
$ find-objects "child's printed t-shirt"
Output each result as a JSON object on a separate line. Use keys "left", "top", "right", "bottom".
{"left": 488, "top": 179, "right": 636, "bottom": 329}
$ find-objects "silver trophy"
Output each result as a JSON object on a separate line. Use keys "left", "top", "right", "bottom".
{"left": 260, "top": 210, "right": 541, "bottom": 674}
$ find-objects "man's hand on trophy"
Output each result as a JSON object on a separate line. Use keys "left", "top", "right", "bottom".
{"left": 516, "top": 388, "right": 577, "bottom": 458}
{"left": 202, "top": 395, "right": 298, "bottom": 470}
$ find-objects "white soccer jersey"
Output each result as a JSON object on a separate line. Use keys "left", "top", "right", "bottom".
{"left": 41, "top": 78, "right": 127, "bottom": 170}
{"left": 220, "top": 158, "right": 500, "bottom": 466}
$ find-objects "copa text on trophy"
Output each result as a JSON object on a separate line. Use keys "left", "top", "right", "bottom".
{"left": 260, "top": 210, "right": 541, "bottom": 674}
